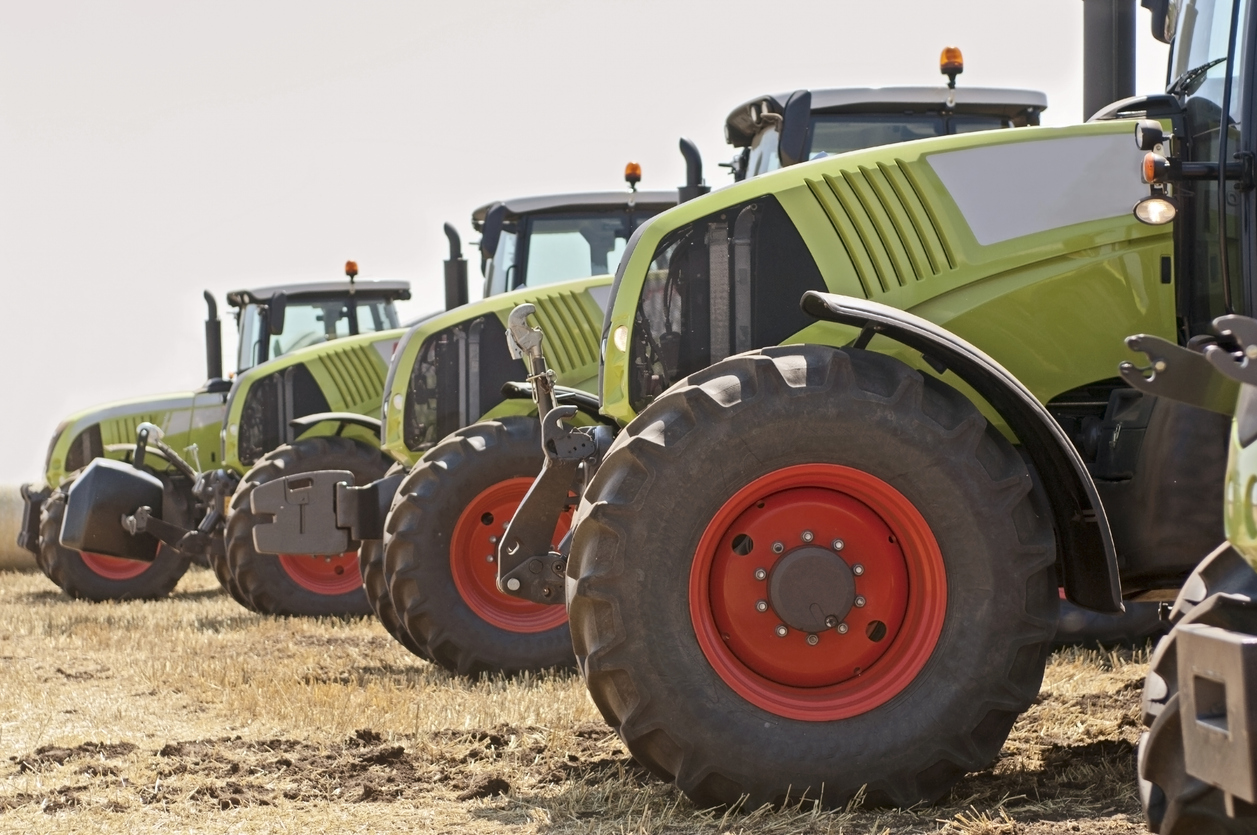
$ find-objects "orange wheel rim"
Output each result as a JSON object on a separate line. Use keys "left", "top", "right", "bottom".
{"left": 689, "top": 464, "right": 947, "bottom": 721}
{"left": 79, "top": 546, "right": 157, "bottom": 581}
{"left": 277, "top": 551, "right": 363, "bottom": 596}
{"left": 450, "top": 477, "right": 570, "bottom": 633}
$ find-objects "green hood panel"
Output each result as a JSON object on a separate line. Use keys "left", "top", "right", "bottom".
{"left": 601, "top": 120, "right": 1173, "bottom": 424}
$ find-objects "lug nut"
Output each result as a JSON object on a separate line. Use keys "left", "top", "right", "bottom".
{"left": 854, "top": 595, "right": 866, "bottom": 608}
{"left": 756, "top": 600, "right": 768, "bottom": 612}
{"left": 801, "top": 530, "right": 814, "bottom": 543}
{"left": 807, "top": 634, "right": 819, "bottom": 646}
{"left": 506, "top": 578, "right": 521, "bottom": 591}
{"left": 853, "top": 564, "right": 864, "bottom": 576}
{"left": 486, "top": 554, "right": 495, "bottom": 563}
{"left": 832, "top": 539, "right": 845, "bottom": 551}
{"left": 772, "top": 542, "right": 784, "bottom": 554}
{"left": 754, "top": 568, "right": 767, "bottom": 581}
{"left": 488, "top": 535, "right": 498, "bottom": 544}
{"left": 775, "top": 625, "right": 788, "bottom": 638}
{"left": 837, "top": 622, "right": 849, "bottom": 634}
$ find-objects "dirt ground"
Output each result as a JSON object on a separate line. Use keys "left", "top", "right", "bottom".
{"left": 0, "top": 565, "right": 1152, "bottom": 835}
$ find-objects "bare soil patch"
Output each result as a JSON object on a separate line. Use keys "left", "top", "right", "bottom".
{"left": 0, "top": 568, "right": 1150, "bottom": 833}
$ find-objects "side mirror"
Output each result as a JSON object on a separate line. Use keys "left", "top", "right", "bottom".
{"left": 778, "top": 90, "right": 812, "bottom": 168}
{"left": 268, "top": 292, "right": 287, "bottom": 336}
{"left": 1141, "top": 0, "right": 1172, "bottom": 44}
{"left": 480, "top": 203, "right": 507, "bottom": 260}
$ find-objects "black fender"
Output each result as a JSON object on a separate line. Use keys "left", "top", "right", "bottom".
{"left": 288, "top": 412, "right": 382, "bottom": 435}
{"left": 801, "top": 291, "right": 1122, "bottom": 613}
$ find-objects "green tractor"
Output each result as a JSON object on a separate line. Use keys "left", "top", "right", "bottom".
{"left": 235, "top": 64, "right": 1059, "bottom": 672}
{"left": 57, "top": 175, "right": 680, "bottom": 616}
{"left": 478, "top": 7, "right": 1241, "bottom": 812}
{"left": 18, "top": 271, "right": 411, "bottom": 601}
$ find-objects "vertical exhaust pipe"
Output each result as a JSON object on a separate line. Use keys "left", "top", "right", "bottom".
{"left": 678, "top": 138, "right": 710, "bottom": 203}
{"left": 1083, "top": 0, "right": 1137, "bottom": 120}
{"left": 444, "top": 223, "right": 469, "bottom": 310}
{"left": 203, "top": 290, "right": 223, "bottom": 382}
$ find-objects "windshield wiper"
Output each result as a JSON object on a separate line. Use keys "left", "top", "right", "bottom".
{"left": 1169, "top": 56, "right": 1228, "bottom": 96}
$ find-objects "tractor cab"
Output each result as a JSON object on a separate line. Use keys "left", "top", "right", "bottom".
{"left": 725, "top": 49, "right": 1047, "bottom": 181}
{"left": 225, "top": 278, "right": 410, "bottom": 375}
{"left": 473, "top": 182, "right": 677, "bottom": 298}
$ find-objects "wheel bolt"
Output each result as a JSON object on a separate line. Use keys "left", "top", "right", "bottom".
{"left": 853, "top": 564, "right": 864, "bottom": 576}
{"left": 806, "top": 634, "right": 819, "bottom": 646}
{"left": 488, "top": 535, "right": 498, "bottom": 544}
{"left": 837, "top": 622, "right": 849, "bottom": 634}
{"left": 506, "top": 578, "right": 521, "bottom": 591}
{"left": 754, "top": 568, "right": 767, "bottom": 581}
{"left": 824, "top": 615, "right": 837, "bottom": 628}
{"left": 755, "top": 600, "right": 768, "bottom": 612}
{"left": 832, "top": 539, "right": 844, "bottom": 551}
{"left": 486, "top": 554, "right": 495, "bottom": 563}
{"left": 854, "top": 595, "right": 866, "bottom": 608}
{"left": 801, "top": 530, "right": 814, "bottom": 543}
{"left": 775, "top": 625, "right": 788, "bottom": 638}
{"left": 772, "top": 542, "right": 784, "bottom": 554}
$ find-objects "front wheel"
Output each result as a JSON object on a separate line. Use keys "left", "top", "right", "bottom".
{"left": 384, "top": 416, "right": 574, "bottom": 676}
{"left": 567, "top": 345, "right": 1059, "bottom": 809}
{"left": 223, "top": 436, "right": 388, "bottom": 616}
{"left": 40, "top": 488, "right": 192, "bottom": 601}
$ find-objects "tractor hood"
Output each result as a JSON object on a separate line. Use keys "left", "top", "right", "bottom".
{"left": 43, "top": 388, "right": 228, "bottom": 489}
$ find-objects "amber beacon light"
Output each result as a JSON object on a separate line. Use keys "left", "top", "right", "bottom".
{"left": 345, "top": 260, "right": 359, "bottom": 278}
{"left": 940, "top": 46, "right": 964, "bottom": 89}
{"left": 624, "top": 161, "right": 642, "bottom": 191}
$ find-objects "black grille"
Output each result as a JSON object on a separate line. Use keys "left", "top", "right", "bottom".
{"left": 64, "top": 424, "right": 103, "bottom": 474}
{"left": 238, "top": 364, "right": 330, "bottom": 465}
{"left": 629, "top": 195, "right": 826, "bottom": 411}
{"left": 404, "top": 315, "right": 524, "bottom": 451}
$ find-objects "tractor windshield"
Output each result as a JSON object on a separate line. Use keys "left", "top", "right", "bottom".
{"left": 747, "top": 111, "right": 1010, "bottom": 177}
{"left": 483, "top": 209, "right": 662, "bottom": 296}
{"left": 235, "top": 297, "right": 400, "bottom": 372}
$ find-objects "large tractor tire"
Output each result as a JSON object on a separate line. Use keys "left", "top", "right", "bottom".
{"left": 223, "top": 436, "right": 386, "bottom": 616}
{"left": 1138, "top": 551, "right": 1257, "bottom": 834}
{"left": 567, "top": 345, "right": 1059, "bottom": 809}
{"left": 384, "top": 416, "right": 574, "bottom": 676}
{"left": 359, "top": 463, "right": 431, "bottom": 661}
{"left": 39, "top": 488, "right": 192, "bottom": 601}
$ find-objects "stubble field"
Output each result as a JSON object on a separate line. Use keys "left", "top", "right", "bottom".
{"left": 0, "top": 555, "right": 1153, "bottom": 835}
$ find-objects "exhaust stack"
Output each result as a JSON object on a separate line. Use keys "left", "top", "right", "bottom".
{"left": 203, "top": 290, "right": 223, "bottom": 382}
{"left": 444, "top": 223, "right": 469, "bottom": 311}
{"left": 678, "top": 137, "right": 710, "bottom": 203}
{"left": 1083, "top": 0, "right": 1137, "bottom": 120}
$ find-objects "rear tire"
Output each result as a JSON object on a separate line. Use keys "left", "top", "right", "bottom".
{"left": 567, "top": 346, "right": 1058, "bottom": 809}
{"left": 224, "top": 437, "right": 386, "bottom": 616}
{"left": 384, "top": 416, "right": 574, "bottom": 676}
{"left": 39, "top": 488, "right": 192, "bottom": 601}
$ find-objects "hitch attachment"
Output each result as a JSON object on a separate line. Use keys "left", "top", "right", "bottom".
{"left": 498, "top": 305, "right": 614, "bottom": 605}
{"left": 1119, "top": 333, "right": 1239, "bottom": 415}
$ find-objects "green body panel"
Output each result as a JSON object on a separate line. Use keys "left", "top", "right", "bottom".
{"left": 1225, "top": 418, "right": 1257, "bottom": 570}
{"left": 601, "top": 120, "right": 1175, "bottom": 426}
{"left": 43, "top": 390, "right": 226, "bottom": 489}
{"left": 221, "top": 328, "right": 405, "bottom": 474}
{"left": 379, "top": 276, "right": 611, "bottom": 466}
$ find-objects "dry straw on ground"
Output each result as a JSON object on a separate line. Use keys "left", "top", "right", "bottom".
{"left": 0, "top": 566, "right": 1150, "bottom": 834}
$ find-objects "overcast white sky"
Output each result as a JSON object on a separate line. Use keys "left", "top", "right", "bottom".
{"left": 0, "top": 1, "right": 1170, "bottom": 484}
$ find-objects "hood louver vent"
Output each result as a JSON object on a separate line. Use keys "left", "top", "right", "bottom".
{"left": 528, "top": 290, "right": 601, "bottom": 374}
{"left": 806, "top": 160, "right": 955, "bottom": 298}
{"left": 318, "top": 343, "right": 387, "bottom": 411}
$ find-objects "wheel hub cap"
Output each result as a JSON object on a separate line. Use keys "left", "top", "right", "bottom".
{"left": 768, "top": 547, "right": 855, "bottom": 633}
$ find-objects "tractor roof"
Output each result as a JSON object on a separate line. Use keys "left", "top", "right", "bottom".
{"left": 724, "top": 86, "right": 1049, "bottom": 147}
{"left": 471, "top": 191, "right": 678, "bottom": 230}
{"left": 226, "top": 279, "right": 411, "bottom": 307}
